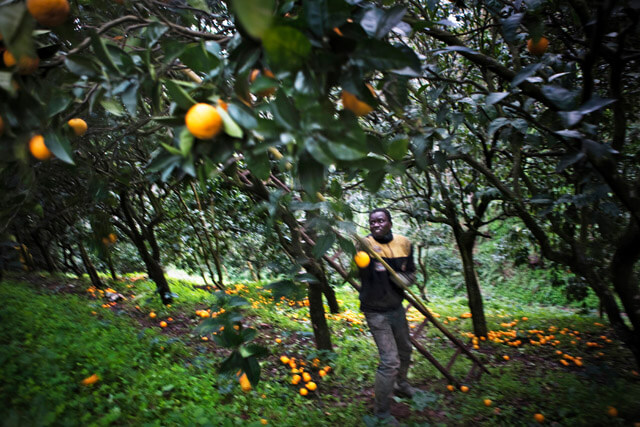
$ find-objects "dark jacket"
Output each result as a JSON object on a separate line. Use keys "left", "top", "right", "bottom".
{"left": 358, "top": 233, "right": 415, "bottom": 313}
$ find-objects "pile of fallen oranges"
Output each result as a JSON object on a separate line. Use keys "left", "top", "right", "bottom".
{"left": 278, "top": 353, "right": 331, "bottom": 397}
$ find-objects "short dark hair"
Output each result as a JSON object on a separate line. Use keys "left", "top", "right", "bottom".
{"left": 369, "top": 208, "right": 391, "bottom": 222}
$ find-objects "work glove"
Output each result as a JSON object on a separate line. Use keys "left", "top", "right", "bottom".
{"left": 391, "top": 272, "right": 415, "bottom": 289}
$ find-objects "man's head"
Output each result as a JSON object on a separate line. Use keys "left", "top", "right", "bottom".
{"left": 369, "top": 208, "right": 392, "bottom": 239}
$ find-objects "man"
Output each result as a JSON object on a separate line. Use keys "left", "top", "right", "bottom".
{"left": 358, "top": 208, "right": 417, "bottom": 422}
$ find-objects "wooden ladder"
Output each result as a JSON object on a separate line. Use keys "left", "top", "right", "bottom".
{"left": 404, "top": 293, "right": 489, "bottom": 387}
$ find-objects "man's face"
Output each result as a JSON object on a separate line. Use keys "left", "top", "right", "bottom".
{"left": 369, "top": 211, "right": 392, "bottom": 239}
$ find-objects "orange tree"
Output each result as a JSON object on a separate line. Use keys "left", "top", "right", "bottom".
{"left": 0, "top": 0, "right": 421, "bottom": 356}
{"left": 389, "top": 0, "right": 640, "bottom": 367}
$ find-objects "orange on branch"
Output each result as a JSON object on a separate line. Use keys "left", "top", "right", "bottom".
{"left": 29, "top": 134, "right": 52, "bottom": 160}
{"left": 3, "top": 50, "right": 16, "bottom": 67}
{"left": 81, "top": 374, "right": 100, "bottom": 385}
{"left": 306, "top": 381, "right": 317, "bottom": 391}
{"left": 250, "top": 68, "right": 276, "bottom": 98}
{"left": 239, "top": 373, "right": 252, "bottom": 392}
{"left": 484, "top": 399, "right": 492, "bottom": 407}
{"left": 68, "top": 118, "right": 88, "bottom": 136}
{"left": 27, "top": 0, "right": 70, "bottom": 27}
{"left": 527, "top": 37, "right": 549, "bottom": 56}
{"left": 149, "top": 312, "right": 157, "bottom": 318}
{"left": 185, "top": 103, "right": 222, "bottom": 139}
{"left": 533, "top": 413, "right": 545, "bottom": 423}
{"left": 460, "top": 385, "right": 469, "bottom": 393}
{"left": 341, "top": 83, "right": 375, "bottom": 116}
{"left": 299, "top": 387, "right": 308, "bottom": 396}
{"left": 160, "top": 321, "right": 167, "bottom": 328}
{"left": 0, "top": 115, "right": 4, "bottom": 136}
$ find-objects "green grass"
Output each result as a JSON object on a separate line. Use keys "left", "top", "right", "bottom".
{"left": 1, "top": 272, "right": 639, "bottom": 426}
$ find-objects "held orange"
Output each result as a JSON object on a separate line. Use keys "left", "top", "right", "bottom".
{"left": 185, "top": 103, "right": 222, "bottom": 139}
{"left": 341, "top": 83, "right": 375, "bottom": 116}
{"left": 68, "top": 118, "right": 88, "bottom": 136}
{"left": 29, "top": 134, "right": 52, "bottom": 160}
{"left": 354, "top": 251, "right": 370, "bottom": 268}
{"left": 527, "top": 37, "right": 549, "bottom": 56}
{"left": 27, "top": 0, "right": 70, "bottom": 27}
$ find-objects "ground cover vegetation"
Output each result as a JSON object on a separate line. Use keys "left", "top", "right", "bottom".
{"left": 1, "top": 266, "right": 639, "bottom": 425}
{"left": 1, "top": 0, "right": 639, "bottom": 424}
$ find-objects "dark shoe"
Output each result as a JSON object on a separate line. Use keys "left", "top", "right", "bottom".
{"left": 394, "top": 382, "right": 417, "bottom": 398}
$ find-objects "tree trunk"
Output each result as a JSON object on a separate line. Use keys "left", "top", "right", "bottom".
{"left": 78, "top": 241, "right": 104, "bottom": 288}
{"left": 106, "top": 251, "right": 118, "bottom": 281}
{"left": 305, "top": 260, "right": 333, "bottom": 350}
{"left": 31, "top": 230, "right": 57, "bottom": 272}
{"left": 455, "top": 230, "right": 488, "bottom": 337}
{"left": 118, "top": 190, "right": 173, "bottom": 304}
{"left": 247, "top": 261, "right": 259, "bottom": 282}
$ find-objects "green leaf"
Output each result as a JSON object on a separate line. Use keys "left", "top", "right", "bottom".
{"left": 65, "top": 55, "right": 99, "bottom": 78}
{"left": 119, "top": 80, "right": 139, "bottom": 117}
{"left": 91, "top": 33, "right": 121, "bottom": 74}
{"left": 263, "top": 26, "right": 312, "bottom": 70}
{"left": 228, "top": 103, "right": 258, "bottom": 129}
{"left": 43, "top": 131, "right": 74, "bottom": 165}
{"left": 485, "top": 92, "right": 509, "bottom": 106}
{"left": 0, "top": 3, "right": 36, "bottom": 59}
{"left": 144, "top": 22, "right": 169, "bottom": 48}
{"left": 326, "top": 141, "right": 367, "bottom": 161}
{"left": 217, "top": 106, "right": 243, "bottom": 138}
{"left": 387, "top": 136, "right": 409, "bottom": 160}
{"left": 100, "top": 98, "right": 125, "bottom": 116}
{"left": 359, "top": 5, "right": 407, "bottom": 39}
{"left": 163, "top": 79, "right": 196, "bottom": 110}
{"left": 511, "top": 63, "right": 542, "bottom": 87}
{"left": 305, "top": 137, "right": 334, "bottom": 165}
{"left": 352, "top": 41, "right": 421, "bottom": 74}
{"left": 161, "top": 142, "right": 182, "bottom": 156}
{"left": 180, "top": 42, "right": 221, "bottom": 74}
{"left": 299, "top": 152, "right": 325, "bottom": 195}
{"left": 47, "top": 92, "right": 72, "bottom": 118}
{"left": 0, "top": 71, "right": 16, "bottom": 95}
{"left": 271, "top": 92, "right": 300, "bottom": 131}
{"left": 312, "top": 233, "right": 336, "bottom": 259}
{"left": 178, "top": 127, "right": 194, "bottom": 156}
{"left": 246, "top": 150, "right": 271, "bottom": 180}
{"left": 364, "top": 169, "right": 385, "bottom": 193}
{"left": 233, "top": 0, "right": 275, "bottom": 39}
